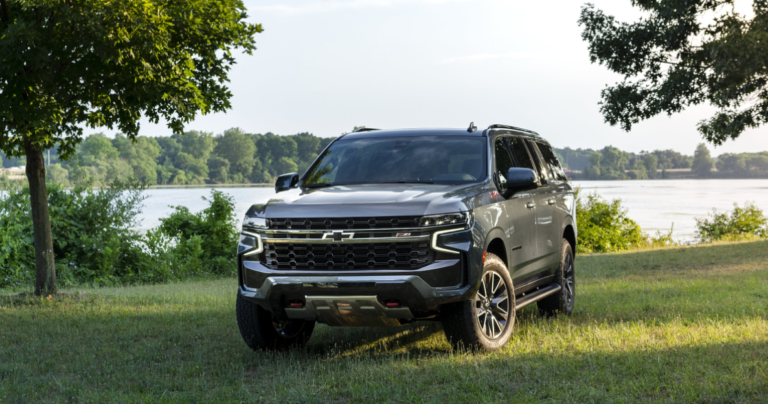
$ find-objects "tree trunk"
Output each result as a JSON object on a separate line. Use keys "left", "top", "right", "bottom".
{"left": 25, "top": 146, "right": 56, "bottom": 296}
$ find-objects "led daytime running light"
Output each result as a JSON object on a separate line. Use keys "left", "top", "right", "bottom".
{"left": 240, "top": 231, "right": 263, "bottom": 256}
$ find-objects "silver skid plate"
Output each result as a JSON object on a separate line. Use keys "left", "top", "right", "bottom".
{"left": 284, "top": 295, "right": 413, "bottom": 327}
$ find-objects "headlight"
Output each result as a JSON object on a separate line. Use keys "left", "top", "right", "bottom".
{"left": 243, "top": 216, "right": 268, "bottom": 229}
{"left": 239, "top": 232, "right": 263, "bottom": 256}
{"left": 419, "top": 212, "right": 471, "bottom": 227}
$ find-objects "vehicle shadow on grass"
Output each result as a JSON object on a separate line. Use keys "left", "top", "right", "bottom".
{"left": 304, "top": 321, "right": 449, "bottom": 356}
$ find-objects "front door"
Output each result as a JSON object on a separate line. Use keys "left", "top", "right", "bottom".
{"left": 491, "top": 136, "right": 538, "bottom": 279}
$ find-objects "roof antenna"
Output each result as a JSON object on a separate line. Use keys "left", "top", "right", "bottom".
{"left": 467, "top": 122, "right": 477, "bottom": 133}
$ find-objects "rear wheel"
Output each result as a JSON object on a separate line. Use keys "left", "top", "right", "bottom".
{"left": 236, "top": 292, "right": 315, "bottom": 351}
{"left": 538, "top": 239, "right": 575, "bottom": 316}
{"left": 441, "top": 252, "right": 515, "bottom": 351}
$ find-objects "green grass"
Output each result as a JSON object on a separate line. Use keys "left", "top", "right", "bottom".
{"left": 2, "top": 241, "right": 768, "bottom": 403}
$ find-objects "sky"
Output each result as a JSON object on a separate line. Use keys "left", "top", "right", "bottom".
{"left": 122, "top": 0, "right": 765, "bottom": 156}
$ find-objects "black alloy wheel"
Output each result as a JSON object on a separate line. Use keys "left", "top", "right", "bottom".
{"left": 441, "top": 252, "right": 516, "bottom": 351}
{"left": 538, "top": 239, "right": 575, "bottom": 316}
{"left": 562, "top": 251, "right": 575, "bottom": 312}
{"left": 474, "top": 270, "right": 511, "bottom": 339}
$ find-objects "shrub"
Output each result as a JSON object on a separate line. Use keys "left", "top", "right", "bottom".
{"left": 0, "top": 181, "right": 240, "bottom": 290}
{"left": 696, "top": 202, "right": 767, "bottom": 243}
{"left": 575, "top": 189, "right": 675, "bottom": 253}
{"left": 158, "top": 190, "right": 239, "bottom": 275}
{"left": 0, "top": 178, "right": 150, "bottom": 287}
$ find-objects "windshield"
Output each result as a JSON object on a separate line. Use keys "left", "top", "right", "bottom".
{"left": 302, "top": 136, "right": 487, "bottom": 187}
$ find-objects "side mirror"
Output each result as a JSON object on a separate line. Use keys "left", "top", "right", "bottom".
{"left": 502, "top": 167, "right": 537, "bottom": 197}
{"left": 275, "top": 172, "right": 299, "bottom": 193}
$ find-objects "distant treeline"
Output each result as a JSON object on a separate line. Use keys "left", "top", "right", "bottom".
{"left": 2, "top": 132, "right": 767, "bottom": 185}
{"left": 1, "top": 129, "right": 334, "bottom": 186}
{"left": 554, "top": 146, "right": 768, "bottom": 180}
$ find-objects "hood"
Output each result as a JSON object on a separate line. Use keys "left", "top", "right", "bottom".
{"left": 245, "top": 183, "right": 489, "bottom": 219}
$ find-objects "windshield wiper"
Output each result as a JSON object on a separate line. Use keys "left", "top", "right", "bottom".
{"left": 303, "top": 183, "right": 335, "bottom": 188}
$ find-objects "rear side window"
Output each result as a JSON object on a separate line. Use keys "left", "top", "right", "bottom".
{"left": 536, "top": 142, "right": 569, "bottom": 182}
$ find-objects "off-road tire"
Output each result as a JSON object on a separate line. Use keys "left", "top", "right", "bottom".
{"left": 236, "top": 292, "right": 315, "bottom": 351}
{"left": 441, "top": 252, "right": 515, "bottom": 351}
{"left": 538, "top": 239, "right": 575, "bottom": 316}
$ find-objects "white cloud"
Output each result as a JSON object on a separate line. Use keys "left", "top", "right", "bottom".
{"left": 250, "top": 0, "right": 474, "bottom": 14}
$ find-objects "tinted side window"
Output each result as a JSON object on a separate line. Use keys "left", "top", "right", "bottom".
{"left": 524, "top": 139, "right": 549, "bottom": 184}
{"left": 507, "top": 137, "right": 535, "bottom": 171}
{"left": 494, "top": 137, "right": 514, "bottom": 185}
{"left": 536, "top": 142, "right": 568, "bottom": 182}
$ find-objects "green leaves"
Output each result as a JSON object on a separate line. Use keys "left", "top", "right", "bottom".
{"left": 0, "top": 181, "right": 242, "bottom": 288}
{"left": 579, "top": 1, "right": 768, "bottom": 144}
{"left": 0, "top": 0, "right": 261, "bottom": 157}
{"left": 696, "top": 202, "right": 768, "bottom": 242}
{"left": 575, "top": 189, "right": 676, "bottom": 253}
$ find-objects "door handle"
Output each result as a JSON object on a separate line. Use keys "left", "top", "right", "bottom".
{"left": 547, "top": 199, "right": 556, "bottom": 205}
{"left": 526, "top": 202, "right": 535, "bottom": 209}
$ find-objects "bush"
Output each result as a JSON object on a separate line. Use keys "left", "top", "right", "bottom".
{"left": 1, "top": 178, "right": 149, "bottom": 287}
{"left": 158, "top": 190, "right": 239, "bottom": 275}
{"left": 576, "top": 189, "right": 675, "bottom": 253}
{"left": 696, "top": 202, "right": 767, "bottom": 243}
{"left": 0, "top": 181, "right": 240, "bottom": 290}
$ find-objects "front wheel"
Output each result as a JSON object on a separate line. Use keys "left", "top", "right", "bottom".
{"left": 236, "top": 292, "right": 315, "bottom": 351}
{"left": 538, "top": 239, "right": 575, "bottom": 316}
{"left": 441, "top": 252, "right": 515, "bottom": 351}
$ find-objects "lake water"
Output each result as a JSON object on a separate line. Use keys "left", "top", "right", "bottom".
{"left": 136, "top": 180, "right": 768, "bottom": 243}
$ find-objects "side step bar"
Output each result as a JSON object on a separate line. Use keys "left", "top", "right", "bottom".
{"left": 515, "top": 284, "right": 562, "bottom": 310}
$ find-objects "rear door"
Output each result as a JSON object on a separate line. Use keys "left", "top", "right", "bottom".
{"left": 505, "top": 137, "right": 556, "bottom": 278}
{"left": 534, "top": 141, "right": 571, "bottom": 243}
{"left": 523, "top": 139, "right": 560, "bottom": 271}
{"left": 491, "top": 136, "right": 538, "bottom": 278}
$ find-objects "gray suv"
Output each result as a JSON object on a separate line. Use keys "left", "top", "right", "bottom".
{"left": 236, "top": 124, "right": 576, "bottom": 351}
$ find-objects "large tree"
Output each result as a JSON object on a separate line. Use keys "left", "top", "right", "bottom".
{"left": 579, "top": 1, "right": 768, "bottom": 145}
{"left": 692, "top": 143, "right": 715, "bottom": 177}
{"left": 213, "top": 128, "right": 255, "bottom": 182}
{"left": 0, "top": 0, "right": 261, "bottom": 295}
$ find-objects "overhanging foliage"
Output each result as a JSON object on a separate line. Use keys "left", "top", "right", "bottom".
{"left": 580, "top": 0, "right": 768, "bottom": 145}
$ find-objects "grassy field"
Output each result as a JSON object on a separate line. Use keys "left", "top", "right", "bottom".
{"left": 1, "top": 241, "right": 767, "bottom": 403}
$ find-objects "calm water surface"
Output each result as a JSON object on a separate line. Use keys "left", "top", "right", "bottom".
{"left": 137, "top": 180, "right": 768, "bottom": 243}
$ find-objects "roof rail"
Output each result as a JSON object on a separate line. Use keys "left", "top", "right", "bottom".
{"left": 352, "top": 127, "right": 380, "bottom": 133}
{"left": 487, "top": 124, "right": 539, "bottom": 136}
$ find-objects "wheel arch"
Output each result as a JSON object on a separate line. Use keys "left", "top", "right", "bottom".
{"left": 563, "top": 224, "right": 576, "bottom": 255}
{"left": 483, "top": 228, "right": 508, "bottom": 270}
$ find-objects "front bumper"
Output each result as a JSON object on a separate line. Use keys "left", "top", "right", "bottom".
{"left": 238, "top": 226, "right": 482, "bottom": 325}
{"left": 239, "top": 260, "right": 474, "bottom": 323}
{"left": 239, "top": 272, "right": 473, "bottom": 325}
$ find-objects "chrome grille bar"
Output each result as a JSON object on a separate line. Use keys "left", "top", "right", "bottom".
{"left": 263, "top": 235, "right": 429, "bottom": 244}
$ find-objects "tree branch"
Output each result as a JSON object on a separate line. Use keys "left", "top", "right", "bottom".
{"left": 0, "top": 0, "right": 10, "bottom": 25}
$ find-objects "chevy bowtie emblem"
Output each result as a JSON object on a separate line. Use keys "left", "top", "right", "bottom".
{"left": 322, "top": 231, "right": 355, "bottom": 242}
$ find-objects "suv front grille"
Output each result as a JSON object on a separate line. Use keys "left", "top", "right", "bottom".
{"left": 262, "top": 241, "right": 434, "bottom": 270}
{"left": 269, "top": 216, "right": 420, "bottom": 230}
